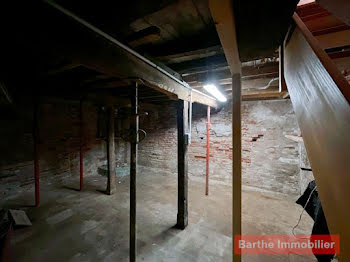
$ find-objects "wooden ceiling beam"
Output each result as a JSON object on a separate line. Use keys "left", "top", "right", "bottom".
{"left": 312, "top": 24, "right": 350, "bottom": 36}
{"left": 242, "top": 91, "right": 288, "bottom": 101}
{"left": 209, "top": 1, "right": 241, "bottom": 75}
{"left": 183, "top": 64, "right": 278, "bottom": 86}
{"left": 209, "top": 1, "right": 242, "bottom": 262}
{"left": 327, "top": 49, "right": 350, "bottom": 59}
{"left": 317, "top": 0, "right": 350, "bottom": 26}
{"left": 155, "top": 45, "right": 223, "bottom": 65}
{"left": 40, "top": 0, "right": 218, "bottom": 108}
{"left": 315, "top": 29, "right": 350, "bottom": 49}
{"left": 47, "top": 63, "right": 81, "bottom": 75}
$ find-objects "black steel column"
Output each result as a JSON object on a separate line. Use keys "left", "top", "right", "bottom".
{"left": 130, "top": 83, "right": 139, "bottom": 262}
{"left": 106, "top": 104, "right": 116, "bottom": 195}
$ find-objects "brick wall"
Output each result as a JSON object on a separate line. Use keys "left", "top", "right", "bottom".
{"left": 1, "top": 98, "right": 301, "bottom": 198}
{"left": 138, "top": 99, "right": 301, "bottom": 196}
{"left": 0, "top": 101, "right": 107, "bottom": 197}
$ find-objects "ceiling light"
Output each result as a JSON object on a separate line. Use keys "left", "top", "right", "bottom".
{"left": 203, "top": 84, "right": 227, "bottom": 102}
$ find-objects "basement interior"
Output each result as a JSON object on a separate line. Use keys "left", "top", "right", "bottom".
{"left": 0, "top": 0, "right": 349, "bottom": 262}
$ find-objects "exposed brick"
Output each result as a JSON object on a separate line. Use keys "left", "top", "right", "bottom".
{"left": 138, "top": 99, "right": 301, "bottom": 196}
{"left": 1, "top": 99, "right": 302, "bottom": 198}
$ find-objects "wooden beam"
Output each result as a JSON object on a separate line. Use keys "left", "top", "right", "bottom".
{"left": 176, "top": 100, "right": 188, "bottom": 230}
{"left": 33, "top": 100, "right": 40, "bottom": 207}
{"left": 106, "top": 105, "right": 116, "bottom": 195}
{"left": 226, "top": 80, "right": 280, "bottom": 91}
{"left": 156, "top": 45, "right": 223, "bottom": 64}
{"left": 42, "top": 0, "right": 217, "bottom": 108}
{"left": 227, "top": 86, "right": 288, "bottom": 100}
{"left": 209, "top": 1, "right": 242, "bottom": 261}
{"left": 127, "top": 26, "right": 161, "bottom": 48}
{"left": 298, "top": 9, "right": 330, "bottom": 22}
{"left": 298, "top": 0, "right": 316, "bottom": 6}
{"left": 79, "top": 100, "right": 84, "bottom": 191}
{"left": 296, "top": 2, "right": 349, "bottom": 36}
{"left": 130, "top": 83, "right": 138, "bottom": 262}
{"left": 183, "top": 64, "right": 278, "bottom": 86}
{"left": 209, "top": 0, "right": 241, "bottom": 75}
{"left": 181, "top": 59, "right": 278, "bottom": 77}
{"left": 47, "top": 63, "right": 80, "bottom": 75}
{"left": 313, "top": 24, "right": 350, "bottom": 36}
{"left": 317, "top": 0, "right": 350, "bottom": 26}
{"left": 242, "top": 72, "right": 279, "bottom": 80}
{"left": 285, "top": 135, "right": 304, "bottom": 143}
{"left": 285, "top": 22, "right": 350, "bottom": 262}
{"left": 279, "top": 46, "right": 288, "bottom": 92}
{"left": 231, "top": 74, "right": 242, "bottom": 262}
{"left": 293, "top": 13, "right": 350, "bottom": 101}
{"left": 315, "top": 29, "right": 350, "bottom": 49}
{"left": 242, "top": 90, "right": 289, "bottom": 101}
{"left": 327, "top": 49, "right": 350, "bottom": 59}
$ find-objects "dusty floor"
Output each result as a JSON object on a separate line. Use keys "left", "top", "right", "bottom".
{"left": 2, "top": 168, "right": 316, "bottom": 262}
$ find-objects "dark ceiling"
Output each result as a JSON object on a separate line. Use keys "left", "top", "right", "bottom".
{"left": 234, "top": 0, "right": 299, "bottom": 61}
{"left": 53, "top": 0, "right": 298, "bottom": 62}
{"left": 55, "top": 0, "right": 220, "bottom": 57}
{"left": 0, "top": 0, "right": 298, "bottom": 104}
{"left": 233, "top": 0, "right": 299, "bottom": 61}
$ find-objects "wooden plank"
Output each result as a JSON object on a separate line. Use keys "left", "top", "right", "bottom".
{"left": 285, "top": 135, "right": 304, "bottom": 143}
{"left": 183, "top": 63, "right": 278, "bottom": 85}
{"left": 106, "top": 105, "right": 116, "bottom": 195}
{"left": 279, "top": 46, "right": 288, "bottom": 92}
{"left": 155, "top": 45, "right": 223, "bottom": 64}
{"left": 209, "top": 0, "right": 241, "bottom": 75}
{"left": 315, "top": 29, "right": 350, "bottom": 49}
{"left": 328, "top": 50, "right": 350, "bottom": 59}
{"left": 297, "top": 2, "right": 349, "bottom": 35}
{"left": 43, "top": 0, "right": 217, "bottom": 108}
{"left": 231, "top": 74, "right": 242, "bottom": 262}
{"left": 130, "top": 83, "right": 138, "bottom": 262}
{"left": 9, "top": 210, "right": 32, "bottom": 226}
{"left": 79, "top": 100, "right": 84, "bottom": 191}
{"left": 284, "top": 25, "right": 350, "bottom": 262}
{"left": 293, "top": 13, "right": 350, "bottom": 101}
{"left": 47, "top": 63, "right": 80, "bottom": 75}
{"left": 176, "top": 100, "right": 188, "bottom": 230}
{"left": 313, "top": 24, "right": 350, "bottom": 36}
{"left": 127, "top": 26, "right": 161, "bottom": 48}
{"left": 242, "top": 90, "right": 289, "bottom": 101}
{"left": 209, "top": 1, "right": 242, "bottom": 261}
{"left": 298, "top": 0, "right": 317, "bottom": 7}
{"left": 317, "top": 0, "right": 350, "bottom": 26}
{"left": 33, "top": 100, "right": 40, "bottom": 207}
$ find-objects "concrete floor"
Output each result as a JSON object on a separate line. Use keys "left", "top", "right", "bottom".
{"left": 2, "top": 168, "right": 316, "bottom": 262}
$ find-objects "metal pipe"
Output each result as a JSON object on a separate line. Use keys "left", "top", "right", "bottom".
{"left": 206, "top": 106, "right": 211, "bottom": 196}
{"left": 33, "top": 101, "right": 40, "bottom": 206}
{"left": 79, "top": 100, "right": 84, "bottom": 191}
